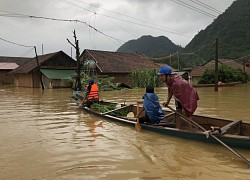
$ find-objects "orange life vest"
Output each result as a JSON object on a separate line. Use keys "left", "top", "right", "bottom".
{"left": 87, "top": 84, "right": 99, "bottom": 100}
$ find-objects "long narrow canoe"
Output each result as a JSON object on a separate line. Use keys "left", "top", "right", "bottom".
{"left": 71, "top": 96, "right": 250, "bottom": 149}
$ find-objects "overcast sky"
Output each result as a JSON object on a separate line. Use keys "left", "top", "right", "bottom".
{"left": 0, "top": 0, "right": 235, "bottom": 59}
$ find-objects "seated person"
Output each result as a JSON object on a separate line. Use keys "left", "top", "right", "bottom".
{"left": 81, "top": 79, "right": 99, "bottom": 107}
{"left": 137, "top": 86, "right": 165, "bottom": 124}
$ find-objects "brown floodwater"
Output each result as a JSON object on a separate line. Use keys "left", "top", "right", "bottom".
{"left": 0, "top": 83, "right": 250, "bottom": 180}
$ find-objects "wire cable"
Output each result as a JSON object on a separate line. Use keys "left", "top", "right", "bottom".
{"left": 70, "top": 0, "right": 188, "bottom": 35}
{"left": 58, "top": 0, "right": 192, "bottom": 38}
{"left": 233, "top": 54, "right": 250, "bottom": 61}
{"left": 20, "top": 47, "right": 35, "bottom": 57}
{"left": 0, "top": 37, "right": 34, "bottom": 48}
{"left": 192, "top": 0, "right": 222, "bottom": 14}
{"left": 151, "top": 52, "right": 178, "bottom": 61}
{"left": 180, "top": 41, "right": 214, "bottom": 55}
{"left": 0, "top": 9, "right": 125, "bottom": 45}
{"left": 169, "top": 0, "right": 217, "bottom": 18}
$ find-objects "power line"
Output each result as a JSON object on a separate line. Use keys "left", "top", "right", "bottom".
{"left": 58, "top": 0, "right": 192, "bottom": 38}
{"left": 151, "top": 52, "right": 178, "bottom": 61}
{"left": 0, "top": 37, "right": 35, "bottom": 57}
{"left": 192, "top": 0, "right": 222, "bottom": 14}
{"left": 169, "top": 0, "right": 217, "bottom": 18}
{"left": 233, "top": 54, "right": 250, "bottom": 61}
{"left": 0, "top": 0, "right": 224, "bottom": 49}
{"left": 20, "top": 47, "right": 35, "bottom": 57}
{"left": 0, "top": 9, "right": 28, "bottom": 18}
{"left": 0, "top": 9, "right": 125, "bottom": 45}
{"left": 70, "top": 0, "right": 188, "bottom": 35}
{"left": 151, "top": 41, "right": 214, "bottom": 60}
{"left": 180, "top": 41, "right": 214, "bottom": 55}
{"left": 0, "top": 37, "right": 34, "bottom": 48}
{"left": 29, "top": 15, "right": 125, "bottom": 44}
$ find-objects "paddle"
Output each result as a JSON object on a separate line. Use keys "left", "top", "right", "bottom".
{"left": 167, "top": 105, "right": 250, "bottom": 167}
{"left": 135, "top": 101, "right": 141, "bottom": 131}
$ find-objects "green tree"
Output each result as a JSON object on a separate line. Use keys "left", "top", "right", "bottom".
{"left": 130, "top": 69, "right": 161, "bottom": 88}
{"left": 198, "top": 65, "right": 248, "bottom": 84}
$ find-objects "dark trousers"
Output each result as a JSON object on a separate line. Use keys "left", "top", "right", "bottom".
{"left": 139, "top": 114, "right": 152, "bottom": 124}
{"left": 175, "top": 99, "right": 182, "bottom": 110}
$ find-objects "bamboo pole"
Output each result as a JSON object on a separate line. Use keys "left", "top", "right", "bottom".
{"left": 167, "top": 105, "right": 250, "bottom": 167}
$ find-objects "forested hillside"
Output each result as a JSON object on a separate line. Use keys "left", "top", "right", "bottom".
{"left": 183, "top": 0, "right": 250, "bottom": 67}
{"left": 117, "top": 0, "right": 250, "bottom": 70}
{"left": 116, "top": 35, "right": 183, "bottom": 57}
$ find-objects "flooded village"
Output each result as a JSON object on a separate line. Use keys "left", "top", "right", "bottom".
{"left": 1, "top": 0, "right": 250, "bottom": 179}
{"left": 1, "top": 46, "right": 250, "bottom": 179}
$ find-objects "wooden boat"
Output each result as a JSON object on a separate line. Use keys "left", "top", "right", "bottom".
{"left": 193, "top": 82, "right": 241, "bottom": 88}
{"left": 70, "top": 96, "right": 250, "bottom": 149}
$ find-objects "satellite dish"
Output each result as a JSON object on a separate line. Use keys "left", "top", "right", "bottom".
{"left": 84, "top": 59, "right": 96, "bottom": 69}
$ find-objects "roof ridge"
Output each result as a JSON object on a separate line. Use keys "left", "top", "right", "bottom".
{"left": 86, "top": 49, "right": 146, "bottom": 56}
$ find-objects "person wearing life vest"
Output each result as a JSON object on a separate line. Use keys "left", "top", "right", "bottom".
{"left": 86, "top": 79, "right": 99, "bottom": 100}
{"left": 82, "top": 79, "right": 99, "bottom": 107}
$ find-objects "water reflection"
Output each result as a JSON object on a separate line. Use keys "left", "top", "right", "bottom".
{"left": 0, "top": 84, "right": 250, "bottom": 180}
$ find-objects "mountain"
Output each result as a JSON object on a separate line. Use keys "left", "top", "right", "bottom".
{"left": 116, "top": 35, "right": 183, "bottom": 57}
{"left": 183, "top": 0, "right": 250, "bottom": 66}
{"left": 117, "top": 0, "right": 250, "bottom": 69}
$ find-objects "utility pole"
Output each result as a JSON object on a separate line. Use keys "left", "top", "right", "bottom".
{"left": 177, "top": 51, "right": 180, "bottom": 71}
{"left": 170, "top": 53, "right": 172, "bottom": 66}
{"left": 71, "top": 47, "right": 72, "bottom": 58}
{"left": 34, "top": 46, "right": 44, "bottom": 90}
{"left": 214, "top": 38, "right": 219, "bottom": 92}
{"left": 67, "top": 30, "right": 82, "bottom": 91}
{"left": 243, "top": 58, "right": 246, "bottom": 72}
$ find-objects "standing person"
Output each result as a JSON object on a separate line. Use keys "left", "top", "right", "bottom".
{"left": 81, "top": 79, "right": 99, "bottom": 107}
{"left": 137, "top": 86, "right": 165, "bottom": 124}
{"left": 157, "top": 65, "right": 199, "bottom": 128}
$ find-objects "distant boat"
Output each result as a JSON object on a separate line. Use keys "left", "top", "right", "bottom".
{"left": 71, "top": 96, "right": 250, "bottom": 149}
{"left": 193, "top": 82, "right": 241, "bottom": 87}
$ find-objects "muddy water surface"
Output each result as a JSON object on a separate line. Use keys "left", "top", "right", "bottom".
{"left": 0, "top": 84, "right": 249, "bottom": 179}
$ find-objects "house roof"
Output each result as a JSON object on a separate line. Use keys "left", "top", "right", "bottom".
{"left": 9, "top": 51, "right": 75, "bottom": 74}
{"left": 0, "top": 56, "right": 32, "bottom": 66}
{"left": 0, "top": 63, "right": 19, "bottom": 70}
{"left": 190, "top": 59, "right": 250, "bottom": 76}
{"left": 10, "top": 52, "right": 58, "bottom": 74}
{"left": 40, "top": 69, "right": 77, "bottom": 80}
{"left": 82, "top": 49, "right": 160, "bottom": 73}
{"left": 174, "top": 71, "right": 187, "bottom": 76}
{"left": 155, "top": 63, "right": 177, "bottom": 71}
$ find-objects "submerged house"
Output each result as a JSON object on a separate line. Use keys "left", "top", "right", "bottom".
{"left": 0, "top": 56, "right": 32, "bottom": 85}
{"left": 244, "top": 61, "right": 250, "bottom": 68}
{"left": 9, "top": 51, "right": 77, "bottom": 88}
{"left": 80, "top": 49, "right": 160, "bottom": 85}
{"left": 0, "top": 62, "right": 18, "bottom": 85}
{"left": 190, "top": 59, "right": 250, "bottom": 84}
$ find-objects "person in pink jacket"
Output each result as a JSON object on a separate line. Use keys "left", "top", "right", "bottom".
{"left": 157, "top": 65, "right": 199, "bottom": 128}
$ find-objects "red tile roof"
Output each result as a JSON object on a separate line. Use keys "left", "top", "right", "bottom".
{"left": 190, "top": 66, "right": 205, "bottom": 76}
{"left": 190, "top": 59, "right": 250, "bottom": 76}
{"left": 0, "top": 63, "right": 19, "bottom": 70}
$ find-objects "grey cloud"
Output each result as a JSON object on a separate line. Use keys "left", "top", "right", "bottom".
{"left": 0, "top": 0, "right": 235, "bottom": 57}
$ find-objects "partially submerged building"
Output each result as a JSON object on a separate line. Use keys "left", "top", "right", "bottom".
{"left": 80, "top": 49, "right": 160, "bottom": 85}
{"left": 9, "top": 51, "right": 77, "bottom": 88}
{"left": 0, "top": 56, "right": 31, "bottom": 85}
{"left": 190, "top": 59, "right": 250, "bottom": 84}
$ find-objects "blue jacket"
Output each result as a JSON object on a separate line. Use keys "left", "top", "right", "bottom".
{"left": 143, "top": 93, "right": 165, "bottom": 124}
